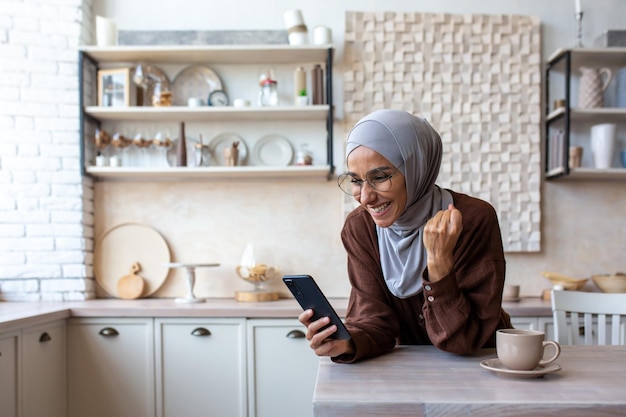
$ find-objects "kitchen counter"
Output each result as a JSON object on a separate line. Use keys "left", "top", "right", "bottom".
{"left": 0, "top": 296, "right": 551, "bottom": 333}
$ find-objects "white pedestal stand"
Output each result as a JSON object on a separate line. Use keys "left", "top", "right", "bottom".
{"left": 163, "top": 262, "right": 220, "bottom": 303}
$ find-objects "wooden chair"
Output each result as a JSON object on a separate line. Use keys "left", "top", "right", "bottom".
{"left": 551, "top": 290, "right": 626, "bottom": 345}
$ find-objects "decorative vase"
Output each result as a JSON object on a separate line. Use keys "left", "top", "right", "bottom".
{"left": 579, "top": 67, "right": 612, "bottom": 108}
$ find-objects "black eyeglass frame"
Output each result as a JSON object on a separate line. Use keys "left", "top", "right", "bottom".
{"left": 336, "top": 167, "right": 399, "bottom": 196}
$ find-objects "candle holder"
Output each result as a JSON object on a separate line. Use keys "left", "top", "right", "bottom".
{"left": 575, "top": 12, "right": 583, "bottom": 47}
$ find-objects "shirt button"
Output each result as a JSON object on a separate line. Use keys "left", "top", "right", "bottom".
{"left": 427, "top": 296, "right": 434, "bottom": 302}
{"left": 424, "top": 285, "right": 432, "bottom": 291}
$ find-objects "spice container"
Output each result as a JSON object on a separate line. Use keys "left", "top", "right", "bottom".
{"left": 295, "top": 144, "right": 313, "bottom": 165}
{"left": 259, "top": 78, "right": 278, "bottom": 106}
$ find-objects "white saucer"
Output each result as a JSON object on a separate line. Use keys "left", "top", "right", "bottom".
{"left": 480, "top": 358, "right": 561, "bottom": 378}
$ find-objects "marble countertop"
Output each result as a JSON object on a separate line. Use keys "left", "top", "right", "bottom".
{"left": 0, "top": 296, "right": 551, "bottom": 333}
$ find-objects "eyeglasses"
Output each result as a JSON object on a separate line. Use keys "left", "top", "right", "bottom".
{"left": 337, "top": 168, "right": 397, "bottom": 196}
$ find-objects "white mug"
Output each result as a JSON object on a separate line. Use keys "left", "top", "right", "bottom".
{"left": 590, "top": 123, "right": 616, "bottom": 169}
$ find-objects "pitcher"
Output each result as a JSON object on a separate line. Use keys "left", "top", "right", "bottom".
{"left": 579, "top": 67, "right": 612, "bottom": 108}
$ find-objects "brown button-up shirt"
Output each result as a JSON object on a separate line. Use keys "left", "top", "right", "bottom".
{"left": 335, "top": 190, "right": 512, "bottom": 363}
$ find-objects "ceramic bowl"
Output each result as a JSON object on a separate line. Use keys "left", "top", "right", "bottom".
{"left": 591, "top": 273, "right": 626, "bottom": 293}
{"left": 541, "top": 271, "right": 589, "bottom": 291}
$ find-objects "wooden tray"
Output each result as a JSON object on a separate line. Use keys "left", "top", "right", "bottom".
{"left": 94, "top": 223, "right": 171, "bottom": 298}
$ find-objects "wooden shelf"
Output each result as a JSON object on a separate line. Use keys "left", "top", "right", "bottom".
{"left": 546, "top": 167, "right": 626, "bottom": 181}
{"left": 548, "top": 47, "right": 626, "bottom": 67}
{"left": 84, "top": 105, "right": 330, "bottom": 122}
{"left": 86, "top": 165, "right": 333, "bottom": 181}
{"left": 80, "top": 44, "right": 333, "bottom": 65}
{"left": 547, "top": 107, "right": 626, "bottom": 124}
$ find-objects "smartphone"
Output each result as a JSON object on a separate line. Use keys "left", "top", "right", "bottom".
{"left": 282, "top": 274, "right": 351, "bottom": 340}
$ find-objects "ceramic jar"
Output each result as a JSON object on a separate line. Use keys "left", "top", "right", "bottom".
{"left": 590, "top": 123, "right": 616, "bottom": 169}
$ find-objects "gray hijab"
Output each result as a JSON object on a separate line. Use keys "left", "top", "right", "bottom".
{"left": 346, "top": 109, "right": 453, "bottom": 298}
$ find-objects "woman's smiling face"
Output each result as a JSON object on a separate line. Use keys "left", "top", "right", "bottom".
{"left": 347, "top": 146, "right": 407, "bottom": 228}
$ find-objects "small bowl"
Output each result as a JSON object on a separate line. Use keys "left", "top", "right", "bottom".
{"left": 591, "top": 273, "right": 626, "bottom": 293}
{"left": 541, "top": 271, "right": 588, "bottom": 291}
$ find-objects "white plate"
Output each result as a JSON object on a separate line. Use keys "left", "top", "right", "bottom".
{"left": 172, "top": 65, "right": 223, "bottom": 106}
{"left": 480, "top": 358, "right": 561, "bottom": 379}
{"left": 252, "top": 134, "right": 294, "bottom": 166}
{"left": 94, "top": 223, "right": 171, "bottom": 298}
{"left": 208, "top": 133, "right": 248, "bottom": 166}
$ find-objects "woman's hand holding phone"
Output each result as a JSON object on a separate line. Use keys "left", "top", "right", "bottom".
{"left": 283, "top": 274, "right": 353, "bottom": 358}
{"left": 298, "top": 308, "right": 355, "bottom": 358}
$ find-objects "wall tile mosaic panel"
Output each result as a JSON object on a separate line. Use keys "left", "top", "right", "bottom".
{"left": 343, "top": 11, "right": 542, "bottom": 252}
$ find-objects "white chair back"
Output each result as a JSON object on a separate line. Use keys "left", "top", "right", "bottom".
{"left": 551, "top": 290, "right": 626, "bottom": 345}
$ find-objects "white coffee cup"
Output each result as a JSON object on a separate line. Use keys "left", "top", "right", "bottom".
{"left": 95, "top": 16, "right": 117, "bottom": 47}
{"left": 496, "top": 329, "right": 561, "bottom": 371}
{"left": 590, "top": 123, "right": 616, "bottom": 169}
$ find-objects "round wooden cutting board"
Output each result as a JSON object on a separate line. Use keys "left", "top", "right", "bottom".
{"left": 94, "top": 223, "right": 171, "bottom": 298}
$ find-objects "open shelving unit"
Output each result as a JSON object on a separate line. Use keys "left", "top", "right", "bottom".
{"left": 79, "top": 44, "right": 335, "bottom": 181}
{"left": 544, "top": 47, "right": 626, "bottom": 181}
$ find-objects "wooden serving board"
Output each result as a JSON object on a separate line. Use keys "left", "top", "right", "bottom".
{"left": 117, "top": 263, "right": 145, "bottom": 300}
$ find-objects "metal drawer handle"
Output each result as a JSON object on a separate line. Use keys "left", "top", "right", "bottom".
{"left": 191, "top": 328, "right": 211, "bottom": 337}
{"left": 39, "top": 332, "right": 52, "bottom": 343}
{"left": 286, "top": 330, "right": 306, "bottom": 339}
{"left": 98, "top": 327, "right": 119, "bottom": 337}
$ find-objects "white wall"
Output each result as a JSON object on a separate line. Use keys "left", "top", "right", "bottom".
{"left": 1, "top": 0, "right": 625, "bottom": 301}
{"left": 92, "top": 0, "right": 626, "bottom": 298}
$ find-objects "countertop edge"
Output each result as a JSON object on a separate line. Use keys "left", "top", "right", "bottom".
{"left": 0, "top": 297, "right": 552, "bottom": 333}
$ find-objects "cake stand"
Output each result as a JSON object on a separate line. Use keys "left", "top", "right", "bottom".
{"left": 163, "top": 262, "right": 220, "bottom": 303}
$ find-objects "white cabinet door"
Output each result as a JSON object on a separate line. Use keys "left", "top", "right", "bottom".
{"left": 0, "top": 331, "right": 19, "bottom": 417}
{"left": 22, "top": 320, "right": 66, "bottom": 417}
{"left": 68, "top": 318, "right": 155, "bottom": 417}
{"left": 155, "top": 318, "right": 246, "bottom": 417}
{"left": 510, "top": 317, "right": 539, "bottom": 331}
{"left": 247, "top": 319, "right": 319, "bottom": 417}
{"left": 538, "top": 317, "right": 555, "bottom": 340}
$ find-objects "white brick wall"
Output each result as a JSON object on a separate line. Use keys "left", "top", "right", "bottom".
{"left": 0, "top": 0, "right": 95, "bottom": 301}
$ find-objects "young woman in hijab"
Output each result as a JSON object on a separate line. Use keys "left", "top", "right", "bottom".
{"left": 299, "top": 109, "right": 513, "bottom": 363}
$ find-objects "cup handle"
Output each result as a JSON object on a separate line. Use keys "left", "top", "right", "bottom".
{"left": 539, "top": 340, "right": 561, "bottom": 366}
